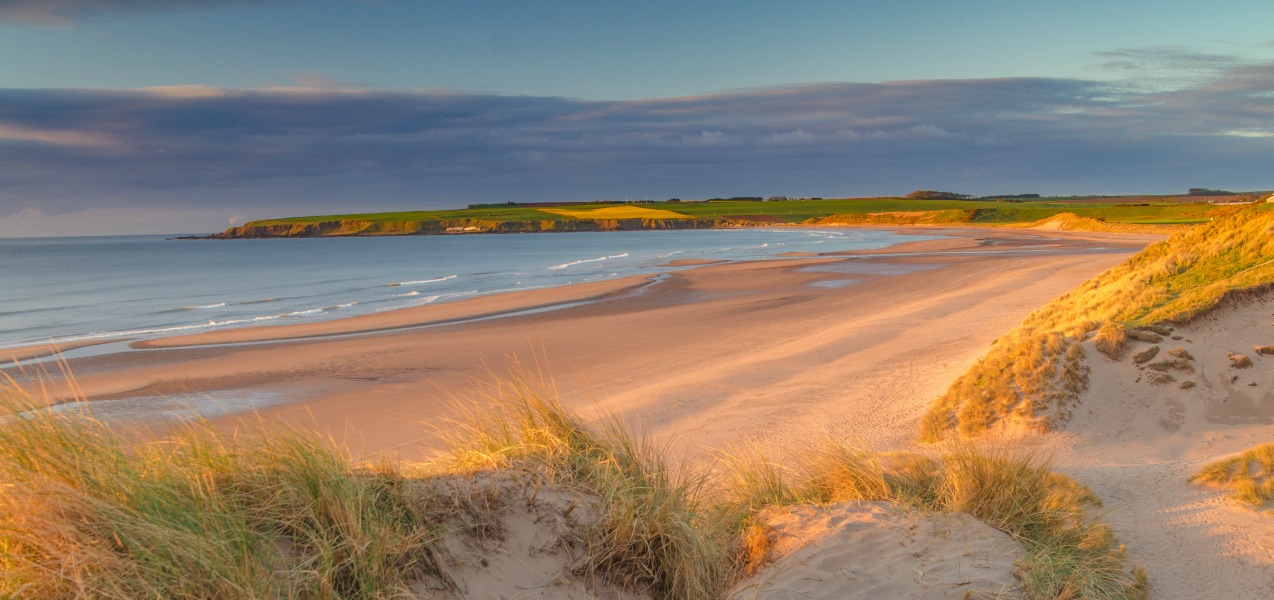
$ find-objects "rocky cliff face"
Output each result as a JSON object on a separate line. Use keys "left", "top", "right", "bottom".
{"left": 207, "top": 217, "right": 749, "bottom": 238}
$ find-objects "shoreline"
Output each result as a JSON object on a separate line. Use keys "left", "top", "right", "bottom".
{"left": 78, "top": 224, "right": 1165, "bottom": 353}
{"left": 114, "top": 231, "right": 991, "bottom": 351}
{"left": 3, "top": 226, "right": 1161, "bottom": 460}
{"left": 3, "top": 224, "right": 1165, "bottom": 359}
{"left": 5, "top": 224, "right": 931, "bottom": 357}
{"left": 130, "top": 273, "right": 663, "bottom": 349}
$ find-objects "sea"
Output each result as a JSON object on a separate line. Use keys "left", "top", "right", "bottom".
{"left": 0, "top": 228, "right": 926, "bottom": 355}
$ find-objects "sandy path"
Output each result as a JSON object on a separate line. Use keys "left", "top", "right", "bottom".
{"left": 1064, "top": 459, "right": 1274, "bottom": 598}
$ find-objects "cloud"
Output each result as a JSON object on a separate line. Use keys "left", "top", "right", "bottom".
{"left": 0, "top": 0, "right": 286, "bottom": 26}
{"left": 1223, "top": 129, "right": 1274, "bottom": 138}
{"left": 0, "top": 122, "right": 116, "bottom": 148}
{"left": 907, "top": 124, "right": 963, "bottom": 140}
{"left": 764, "top": 129, "right": 818, "bottom": 145}
{"left": 1096, "top": 46, "right": 1245, "bottom": 74}
{"left": 1, "top": 54, "right": 1272, "bottom": 233}
{"left": 687, "top": 130, "right": 732, "bottom": 147}
{"left": 139, "top": 85, "right": 228, "bottom": 99}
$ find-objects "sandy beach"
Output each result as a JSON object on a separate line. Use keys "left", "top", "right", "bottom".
{"left": 3, "top": 339, "right": 122, "bottom": 363}
{"left": 8, "top": 226, "right": 1154, "bottom": 459}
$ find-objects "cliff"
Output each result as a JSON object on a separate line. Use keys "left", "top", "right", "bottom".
{"left": 206, "top": 217, "right": 748, "bottom": 239}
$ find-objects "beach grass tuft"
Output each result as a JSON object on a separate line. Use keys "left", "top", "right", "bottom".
{"left": 723, "top": 441, "right": 1148, "bottom": 600}
{"left": 1191, "top": 443, "right": 1274, "bottom": 508}
{"left": 1, "top": 370, "right": 1149, "bottom": 599}
{"left": 439, "top": 373, "right": 743, "bottom": 600}
{"left": 0, "top": 383, "right": 449, "bottom": 599}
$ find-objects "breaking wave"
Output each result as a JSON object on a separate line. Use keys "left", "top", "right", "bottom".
{"left": 548, "top": 253, "right": 629, "bottom": 270}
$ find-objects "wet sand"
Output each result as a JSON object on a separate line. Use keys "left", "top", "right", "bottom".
{"left": 3, "top": 339, "right": 123, "bottom": 363}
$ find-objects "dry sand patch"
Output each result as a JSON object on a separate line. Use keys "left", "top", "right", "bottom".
{"left": 730, "top": 502, "right": 1021, "bottom": 599}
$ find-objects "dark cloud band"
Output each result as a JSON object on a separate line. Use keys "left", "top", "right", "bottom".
{"left": 0, "top": 0, "right": 283, "bottom": 25}
{"left": 0, "top": 62, "right": 1271, "bottom": 220}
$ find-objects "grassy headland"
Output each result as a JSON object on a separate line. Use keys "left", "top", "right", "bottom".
{"left": 923, "top": 202, "right": 1274, "bottom": 440}
{"left": 207, "top": 194, "right": 1247, "bottom": 238}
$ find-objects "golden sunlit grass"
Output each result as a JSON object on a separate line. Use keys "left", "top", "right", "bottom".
{"left": 1016, "top": 213, "right": 1182, "bottom": 234}
{"left": 813, "top": 208, "right": 971, "bottom": 225}
{"left": 0, "top": 383, "right": 450, "bottom": 599}
{"left": 440, "top": 373, "right": 742, "bottom": 599}
{"left": 444, "top": 376, "right": 1146, "bottom": 599}
{"left": 541, "top": 206, "right": 692, "bottom": 220}
{"left": 923, "top": 203, "right": 1274, "bottom": 440}
{"left": 1192, "top": 443, "right": 1274, "bottom": 509}
{"left": 816, "top": 210, "right": 1191, "bottom": 232}
{"left": 2, "top": 371, "right": 1148, "bottom": 599}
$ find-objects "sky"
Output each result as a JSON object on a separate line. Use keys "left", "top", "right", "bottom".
{"left": 1, "top": 0, "right": 1272, "bottom": 236}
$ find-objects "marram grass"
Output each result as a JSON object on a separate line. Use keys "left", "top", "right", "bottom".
{"left": 0, "top": 384, "right": 447, "bottom": 599}
{"left": 721, "top": 441, "right": 1149, "bottom": 600}
{"left": 1192, "top": 443, "right": 1274, "bottom": 509}
{"left": 443, "top": 376, "right": 1147, "bottom": 599}
{"left": 924, "top": 202, "right": 1274, "bottom": 440}
{"left": 439, "top": 374, "right": 744, "bottom": 600}
{"left": 1, "top": 373, "right": 1149, "bottom": 599}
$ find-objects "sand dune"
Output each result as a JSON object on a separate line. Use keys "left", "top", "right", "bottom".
{"left": 729, "top": 502, "right": 1021, "bottom": 599}
{"left": 1051, "top": 293, "right": 1274, "bottom": 598}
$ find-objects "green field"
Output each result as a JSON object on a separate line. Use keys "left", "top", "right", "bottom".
{"left": 223, "top": 195, "right": 1254, "bottom": 237}
{"left": 251, "top": 205, "right": 565, "bottom": 225}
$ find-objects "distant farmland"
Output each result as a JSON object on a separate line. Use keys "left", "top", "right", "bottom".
{"left": 206, "top": 194, "right": 1254, "bottom": 238}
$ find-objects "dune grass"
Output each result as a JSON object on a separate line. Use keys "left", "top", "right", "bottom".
{"left": 442, "top": 376, "right": 1146, "bottom": 599}
{"left": 1192, "top": 443, "right": 1274, "bottom": 509}
{"left": 1016, "top": 212, "right": 1183, "bottom": 234}
{"left": 923, "top": 202, "right": 1274, "bottom": 440}
{"left": 440, "top": 374, "right": 743, "bottom": 600}
{"left": 722, "top": 442, "right": 1148, "bottom": 600}
{"left": 0, "top": 384, "right": 449, "bottom": 599}
{"left": 2, "top": 371, "right": 1148, "bottom": 599}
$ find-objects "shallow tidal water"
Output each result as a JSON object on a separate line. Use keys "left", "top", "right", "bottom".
{"left": 0, "top": 227, "right": 928, "bottom": 352}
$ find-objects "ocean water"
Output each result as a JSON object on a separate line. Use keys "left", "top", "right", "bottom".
{"left": 0, "top": 228, "right": 925, "bottom": 352}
